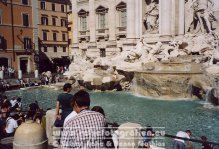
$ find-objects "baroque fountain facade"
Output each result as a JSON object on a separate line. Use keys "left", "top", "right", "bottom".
{"left": 65, "top": 0, "right": 219, "bottom": 104}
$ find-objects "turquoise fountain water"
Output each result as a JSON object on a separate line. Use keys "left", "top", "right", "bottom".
{"left": 6, "top": 88, "right": 219, "bottom": 148}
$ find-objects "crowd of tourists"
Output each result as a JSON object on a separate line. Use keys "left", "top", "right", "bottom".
{"left": 56, "top": 65, "right": 69, "bottom": 74}
{"left": 54, "top": 83, "right": 119, "bottom": 148}
{"left": 0, "top": 94, "right": 44, "bottom": 140}
{"left": 0, "top": 79, "right": 10, "bottom": 90}
{"left": 0, "top": 66, "right": 15, "bottom": 78}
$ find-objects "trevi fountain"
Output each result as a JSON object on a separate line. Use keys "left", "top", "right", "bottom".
{"left": 64, "top": 0, "right": 219, "bottom": 106}
{"left": 5, "top": 0, "right": 219, "bottom": 149}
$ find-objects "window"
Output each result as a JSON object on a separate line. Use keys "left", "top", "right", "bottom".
{"left": 41, "top": 16, "right": 48, "bottom": 25}
{"left": 22, "top": 14, "right": 29, "bottom": 26}
{"left": 78, "top": 9, "right": 88, "bottom": 31}
{"left": 24, "top": 37, "right": 32, "bottom": 49}
{"left": 80, "top": 17, "right": 87, "bottom": 31}
{"left": 53, "top": 32, "right": 57, "bottom": 41}
{"left": 52, "top": 3, "right": 56, "bottom": 11}
{"left": 67, "top": 27, "right": 71, "bottom": 31}
{"left": 22, "top": 0, "right": 28, "bottom": 5}
{"left": 69, "top": 5, "right": 72, "bottom": 10}
{"left": 121, "top": 10, "right": 126, "bottom": 27}
{"left": 96, "top": 6, "right": 108, "bottom": 29}
{"left": 54, "top": 46, "right": 57, "bottom": 52}
{"left": 100, "top": 49, "right": 106, "bottom": 57}
{"left": 99, "top": 14, "right": 105, "bottom": 29}
{"left": 0, "top": 10, "right": 2, "bottom": 24}
{"left": 0, "top": 36, "right": 5, "bottom": 49}
{"left": 62, "top": 33, "right": 66, "bottom": 41}
{"left": 116, "top": 2, "right": 127, "bottom": 27}
{"left": 43, "top": 31, "right": 47, "bottom": 41}
{"left": 52, "top": 17, "right": 56, "bottom": 26}
{"left": 40, "top": 1, "right": 46, "bottom": 10}
{"left": 63, "top": 47, "right": 66, "bottom": 52}
{"left": 61, "top": 19, "right": 67, "bottom": 27}
{"left": 43, "top": 47, "right": 47, "bottom": 52}
{"left": 61, "top": 5, "right": 65, "bottom": 12}
{"left": 68, "top": 39, "right": 71, "bottom": 45}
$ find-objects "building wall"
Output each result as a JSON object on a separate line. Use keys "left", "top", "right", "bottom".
{"left": 0, "top": 0, "right": 35, "bottom": 74}
{"left": 67, "top": 3, "right": 73, "bottom": 57}
{"left": 71, "top": 0, "right": 143, "bottom": 59}
{"left": 38, "top": 0, "right": 70, "bottom": 60}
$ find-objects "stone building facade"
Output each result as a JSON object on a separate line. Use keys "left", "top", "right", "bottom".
{"left": 71, "top": 0, "right": 219, "bottom": 59}
{"left": 38, "top": 0, "right": 71, "bottom": 61}
{"left": 0, "top": 0, "right": 37, "bottom": 74}
{"left": 72, "top": 0, "right": 140, "bottom": 58}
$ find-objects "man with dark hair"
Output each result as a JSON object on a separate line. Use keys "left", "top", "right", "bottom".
{"left": 55, "top": 83, "right": 73, "bottom": 127}
{"left": 173, "top": 130, "right": 193, "bottom": 149}
{"left": 61, "top": 90, "right": 106, "bottom": 149}
{"left": 26, "top": 100, "right": 40, "bottom": 120}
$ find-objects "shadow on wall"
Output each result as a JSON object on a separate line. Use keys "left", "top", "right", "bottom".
{"left": 38, "top": 50, "right": 54, "bottom": 73}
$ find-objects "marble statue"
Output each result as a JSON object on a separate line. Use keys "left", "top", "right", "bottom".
{"left": 122, "top": 38, "right": 144, "bottom": 62}
{"left": 143, "top": 0, "right": 159, "bottom": 33}
{"left": 189, "top": 0, "right": 216, "bottom": 33}
{"left": 143, "top": 42, "right": 162, "bottom": 62}
{"left": 209, "top": 35, "right": 219, "bottom": 65}
{"left": 185, "top": 0, "right": 195, "bottom": 32}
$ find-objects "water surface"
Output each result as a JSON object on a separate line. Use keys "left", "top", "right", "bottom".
{"left": 6, "top": 88, "right": 219, "bottom": 148}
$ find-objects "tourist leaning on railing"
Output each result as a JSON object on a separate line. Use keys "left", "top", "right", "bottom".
{"left": 173, "top": 130, "right": 193, "bottom": 149}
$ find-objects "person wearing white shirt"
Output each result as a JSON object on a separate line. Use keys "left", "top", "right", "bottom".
{"left": 5, "top": 116, "right": 18, "bottom": 136}
{"left": 10, "top": 96, "right": 17, "bottom": 108}
{"left": 63, "top": 111, "right": 77, "bottom": 126}
{"left": 173, "top": 130, "right": 193, "bottom": 149}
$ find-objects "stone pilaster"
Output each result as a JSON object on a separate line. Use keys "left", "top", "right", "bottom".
{"left": 72, "top": 0, "right": 78, "bottom": 45}
{"left": 135, "top": 0, "right": 141, "bottom": 39}
{"left": 159, "top": 0, "right": 172, "bottom": 36}
{"left": 159, "top": 0, "right": 185, "bottom": 36}
{"left": 178, "top": 0, "right": 185, "bottom": 35}
{"left": 126, "top": 0, "right": 136, "bottom": 39}
{"left": 108, "top": 0, "right": 116, "bottom": 41}
{"left": 89, "top": 0, "right": 96, "bottom": 42}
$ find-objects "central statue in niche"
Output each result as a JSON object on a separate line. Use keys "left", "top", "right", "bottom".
{"left": 185, "top": 0, "right": 216, "bottom": 33}
{"left": 143, "top": 0, "right": 159, "bottom": 33}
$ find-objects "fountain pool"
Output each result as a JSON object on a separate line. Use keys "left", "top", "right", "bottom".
{"left": 6, "top": 88, "right": 219, "bottom": 148}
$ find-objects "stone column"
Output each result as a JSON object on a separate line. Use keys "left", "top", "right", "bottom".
{"left": 178, "top": 0, "right": 185, "bottom": 35}
{"left": 72, "top": 0, "right": 78, "bottom": 45}
{"left": 171, "top": 0, "right": 184, "bottom": 35}
{"left": 159, "top": 0, "right": 172, "bottom": 36}
{"left": 18, "top": 70, "right": 22, "bottom": 79}
{"left": 135, "top": 0, "right": 141, "bottom": 39}
{"left": 160, "top": 0, "right": 185, "bottom": 36}
{"left": 89, "top": 0, "right": 96, "bottom": 42}
{"left": 35, "top": 70, "right": 39, "bottom": 78}
{"left": 139, "top": 0, "right": 144, "bottom": 37}
{"left": 126, "top": 0, "right": 136, "bottom": 39}
{"left": 108, "top": 0, "right": 116, "bottom": 41}
{"left": 27, "top": 57, "right": 31, "bottom": 74}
